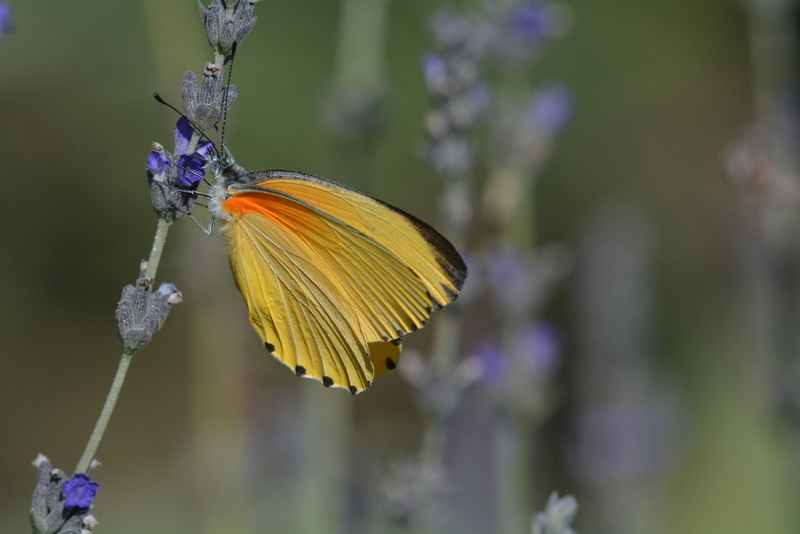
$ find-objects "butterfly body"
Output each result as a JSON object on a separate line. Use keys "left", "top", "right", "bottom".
{"left": 206, "top": 153, "right": 467, "bottom": 394}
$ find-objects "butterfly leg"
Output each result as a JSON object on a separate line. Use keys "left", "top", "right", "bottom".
{"left": 186, "top": 212, "right": 215, "bottom": 235}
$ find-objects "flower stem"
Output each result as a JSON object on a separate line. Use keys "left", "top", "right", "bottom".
{"left": 74, "top": 350, "right": 134, "bottom": 474}
{"left": 145, "top": 217, "right": 172, "bottom": 280}
{"left": 75, "top": 217, "right": 171, "bottom": 474}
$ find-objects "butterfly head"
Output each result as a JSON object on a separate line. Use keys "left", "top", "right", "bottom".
{"left": 208, "top": 149, "right": 249, "bottom": 187}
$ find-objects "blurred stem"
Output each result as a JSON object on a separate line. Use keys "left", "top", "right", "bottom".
{"left": 297, "top": 387, "right": 351, "bottom": 534}
{"left": 75, "top": 351, "right": 133, "bottom": 474}
{"left": 501, "top": 172, "right": 535, "bottom": 249}
{"left": 421, "top": 417, "right": 448, "bottom": 471}
{"left": 334, "top": 0, "right": 388, "bottom": 88}
{"left": 295, "top": 2, "right": 391, "bottom": 533}
{"left": 430, "top": 307, "right": 461, "bottom": 374}
{"left": 744, "top": 0, "right": 800, "bottom": 495}
{"left": 495, "top": 415, "right": 534, "bottom": 534}
{"left": 328, "top": 0, "right": 390, "bottom": 191}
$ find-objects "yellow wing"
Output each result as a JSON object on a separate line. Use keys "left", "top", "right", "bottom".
{"left": 218, "top": 169, "right": 466, "bottom": 394}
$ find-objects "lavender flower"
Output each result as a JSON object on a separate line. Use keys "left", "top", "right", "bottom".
{"left": 146, "top": 144, "right": 169, "bottom": 182}
{"left": 421, "top": 52, "right": 449, "bottom": 94}
{"left": 508, "top": 2, "right": 550, "bottom": 43}
{"left": 173, "top": 117, "right": 213, "bottom": 187}
{"left": 475, "top": 340, "right": 505, "bottom": 383}
{"left": 198, "top": 0, "right": 259, "bottom": 56}
{"left": 484, "top": 244, "right": 570, "bottom": 320}
{"left": 61, "top": 473, "right": 99, "bottom": 509}
{"left": 485, "top": 1, "right": 568, "bottom": 64}
{"left": 428, "top": 9, "right": 483, "bottom": 55}
{"left": 517, "top": 321, "right": 561, "bottom": 372}
{"left": 475, "top": 322, "right": 562, "bottom": 386}
{"left": 146, "top": 117, "right": 212, "bottom": 195}
{"left": 0, "top": 2, "right": 12, "bottom": 36}
{"left": 528, "top": 83, "right": 572, "bottom": 135}
{"left": 181, "top": 67, "right": 238, "bottom": 132}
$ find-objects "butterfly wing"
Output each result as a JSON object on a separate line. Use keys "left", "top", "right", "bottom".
{"left": 218, "top": 169, "right": 466, "bottom": 393}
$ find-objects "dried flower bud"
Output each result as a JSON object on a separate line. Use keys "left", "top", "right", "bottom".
{"left": 182, "top": 67, "right": 237, "bottom": 131}
{"left": 116, "top": 276, "right": 182, "bottom": 354}
{"left": 198, "top": 0, "right": 259, "bottom": 56}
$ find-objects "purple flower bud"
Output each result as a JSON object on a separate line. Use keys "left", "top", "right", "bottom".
{"left": 0, "top": 2, "right": 12, "bottom": 35}
{"left": 61, "top": 473, "right": 99, "bottom": 509}
{"left": 528, "top": 83, "right": 571, "bottom": 134}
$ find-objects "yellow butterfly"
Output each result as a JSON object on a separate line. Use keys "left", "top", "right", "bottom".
{"left": 205, "top": 156, "right": 467, "bottom": 394}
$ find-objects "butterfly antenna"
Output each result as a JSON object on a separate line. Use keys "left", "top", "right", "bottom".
{"left": 219, "top": 41, "right": 238, "bottom": 149}
{"left": 152, "top": 93, "right": 220, "bottom": 156}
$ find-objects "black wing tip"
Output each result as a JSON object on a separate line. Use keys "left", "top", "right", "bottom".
{"left": 443, "top": 284, "right": 459, "bottom": 303}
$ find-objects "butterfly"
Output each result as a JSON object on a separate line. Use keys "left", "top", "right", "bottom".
{"left": 192, "top": 148, "right": 468, "bottom": 394}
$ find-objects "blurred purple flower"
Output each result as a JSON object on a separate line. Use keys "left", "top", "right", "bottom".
{"left": 508, "top": 3, "right": 549, "bottom": 42}
{"left": 0, "top": 2, "right": 12, "bottom": 35}
{"left": 475, "top": 322, "right": 561, "bottom": 385}
{"left": 446, "top": 81, "right": 492, "bottom": 131}
{"left": 528, "top": 83, "right": 572, "bottom": 134}
{"left": 475, "top": 340, "right": 505, "bottom": 383}
{"left": 517, "top": 322, "right": 561, "bottom": 372}
{"left": 61, "top": 473, "right": 99, "bottom": 509}
{"left": 428, "top": 9, "right": 476, "bottom": 53}
{"left": 421, "top": 52, "right": 449, "bottom": 94}
{"left": 568, "top": 398, "right": 683, "bottom": 483}
{"left": 487, "top": 247, "right": 526, "bottom": 288}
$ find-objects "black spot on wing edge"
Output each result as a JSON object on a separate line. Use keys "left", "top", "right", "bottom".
{"left": 265, "top": 342, "right": 275, "bottom": 352}
{"left": 349, "top": 385, "right": 358, "bottom": 395}
{"left": 323, "top": 376, "right": 334, "bottom": 387}
{"left": 295, "top": 365, "right": 306, "bottom": 376}
{"left": 442, "top": 284, "right": 459, "bottom": 303}
{"left": 385, "top": 358, "right": 397, "bottom": 370}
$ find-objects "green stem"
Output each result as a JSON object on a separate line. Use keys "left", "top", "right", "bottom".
{"left": 74, "top": 351, "right": 134, "bottom": 474}
{"left": 144, "top": 217, "right": 172, "bottom": 279}
{"left": 75, "top": 217, "right": 171, "bottom": 474}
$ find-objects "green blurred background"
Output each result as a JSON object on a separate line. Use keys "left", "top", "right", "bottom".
{"left": 2, "top": 0, "right": 797, "bottom": 533}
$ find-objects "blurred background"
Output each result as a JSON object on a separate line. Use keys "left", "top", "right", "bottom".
{"left": 2, "top": 0, "right": 798, "bottom": 533}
